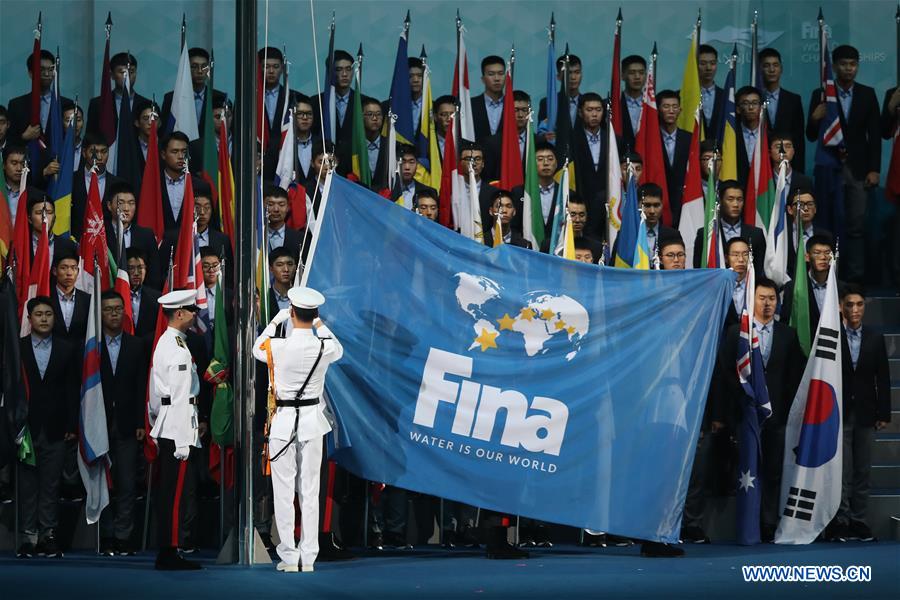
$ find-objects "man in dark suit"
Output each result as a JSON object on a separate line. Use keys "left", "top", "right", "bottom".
{"left": 459, "top": 143, "right": 498, "bottom": 237}
{"left": 159, "top": 47, "right": 226, "bottom": 141}
{"left": 361, "top": 96, "right": 390, "bottom": 190}
{"left": 692, "top": 180, "right": 766, "bottom": 276}
{"left": 619, "top": 55, "right": 647, "bottom": 154}
{"left": 540, "top": 195, "right": 604, "bottom": 260}
{"left": 806, "top": 45, "right": 880, "bottom": 283}
{"left": 25, "top": 190, "right": 77, "bottom": 269}
{"left": 131, "top": 98, "right": 161, "bottom": 185}
{"left": 98, "top": 290, "right": 147, "bottom": 556}
{"left": 537, "top": 54, "right": 584, "bottom": 147}
{"left": 86, "top": 52, "right": 150, "bottom": 142}
{"left": 828, "top": 284, "right": 892, "bottom": 543}
{"left": 158, "top": 131, "right": 194, "bottom": 231}
{"left": 759, "top": 48, "right": 805, "bottom": 173}
{"left": 571, "top": 93, "right": 608, "bottom": 239}
{"left": 292, "top": 94, "right": 319, "bottom": 186}
{"left": 16, "top": 296, "right": 80, "bottom": 559}
{"left": 431, "top": 95, "right": 457, "bottom": 164}
{"left": 780, "top": 233, "right": 836, "bottom": 335}
{"left": 483, "top": 91, "right": 531, "bottom": 185}
{"left": 483, "top": 190, "right": 531, "bottom": 248}
{"left": 71, "top": 132, "right": 124, "bottom": 240}
{"left": 263, "top": 184, "right": 302, "bottom": 254}
{"left": 512, "top": 141, "right": 559, "bottom": 242}
{"left": 657, "top": 90, "right": 692, "bottom": 226}
{"left": 395, "top": 144, "right": 436, "bottom": 209}
{"left": 49, "top": 250, "right": 90, "bottom": 346}
{"left": 313, "top": 49, "right": 354, "bottom": 178}
{"left": 257, "top": 47, "right": 295, "bottom": 182}
{"left": 199, "top": 248, "right": 234, "bottom": 329}
{"left": 735, "top": 86, "right": 764, "bottom": 189}
{"left": 126, "top": 248, "right": 161, "bottom": 342}
{"left": 716, "top": 276, "right": 804, "bottom": 541}
{"left": 105, "top": 180, "right": 160, "bottom": 287}
{"left": 470, "top": 56, "right": 506, "bottom": 143}
{"left": 697, "top": 45, "right": 725, "bottom": 142}
{"left": 610, "top": 183, "right": 677, "bottom": 262}
{"left": 784, "top": 187, "right": 830, "bottom": 277}
{"left": 768, "top": 131, "right": 813, "bottom": 197}
{"left": 6, "top": 50, "right": 71, "bottom": 148}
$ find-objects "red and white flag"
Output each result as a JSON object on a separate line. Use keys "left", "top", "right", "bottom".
{"left": 678, "top": 108, "right": 705, "bottom": 265}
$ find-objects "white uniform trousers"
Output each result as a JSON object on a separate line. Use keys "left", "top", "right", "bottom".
{"left": 269, "top": 434, "right": 323, "bottom": 567}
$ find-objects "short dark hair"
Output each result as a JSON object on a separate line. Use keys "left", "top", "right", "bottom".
{"left": 132, "top": 98, "right": 160, "bottom": 117}
{"left": 258, "top": 47, "right": 283, "bottom": 63}
{"left": 26, "top": 188, "right": 51, "bottom": 213}
{"left": 806, "top": 233, "right": 835, "bottom": 252}
{"left": 188, "top": 47, "right": 210, "bottom": 62}
{"left": 491, "top": 189, "right": 514, "bottom": 205}
{"left": 408, "top": 57, "right": 424, "bottom": 70}
{"left": 573, "top": 237, "right": 594, "bottom": 253}
{"left": 621, "top": 55, "right": 646, "bottom": 70}
{"left": 161, "top": 131, "right": 190, "bottom": 150}
{"left": 638, "top": 182, "right": 663, "bottom": 200}
{"left": 699, "top": 139, "right": 718, "bottom": 154}
{"left": 512, "top": 90, "right": 531, "bottom": 104}
{"left": 480, "top": 55, "right": 505, "bottom": 74}
{"left": 101, "top": 290, "right": 124, "bottom": 304}
{"left": 60, "top": 99, "right": 84, "bottom": 116}
{"left": 126, "top": 247, "right": 149, "bottom": 264}
{"left": 361, "top": 96, "right": 382, "bottom": 110}
{"left": 621, "top": 151, "right": 643, "bottom": 165}
{"left": 578, "top": 92, "right": 604, "bottom": 109}
{"left": 312, "top": 140, "right": 336, "bottom": 160}
{"left": 724, "top": 236, "right": 750, "bottom": 255}
{"left": 293, "top": 92, "right": 313, "bottom": 108}
{"left": 110, "top": 52, "right": 138, "bottom": 70}
{"left": 26, "top": 50, "right": 56, "bottom": 72}
{"left": 292, "top": 306, "right": 318, "bottom": 322}
{"left": 193, "top": 178, "right": 213, "bottom": 200}
{"left": 332, "top": 49, "right": 354, "bottom": 64}
{"left": 27, "top": 295, "right": 54, "bottom": 316}
{"left": 656, "top": 89, "right": 680, "bottom": 103}
{"left": 555, "top": 54, "right": 582, "bottom": 71}
{"left": 268, "top": 246, "right": 296, "bottom": 267}
{"left": 106, "top": 180, "right": 135, "bottom": 201}
{"left": 0, "top": 105, "right": 8, "bottom": 119}
{"left": 768, "top": 131, "right": 793, "bottom": 147}
{"left": 697, "top": 44, "right": 718, "bottom": 59}
{"left": 433, "top": 95, "right": 458, "bottom": 113}
{"left": 82, "top": 131, "right": 108, "bottom": 149}
{"left": 535, "top": 140, "right": 556, "bottom": 154}
{"left": 832, "top": 45, "right": 859, "bottom": 62}
{"left": 415, "top": 188, "right": 438, "bottom": 203}
{"left": 52, "top": 248, "right": 79, "bottom": 268}
{"left": 659, "top": 235, "right": 685, "bottom": 252}
{"left": 264, "top": 184, "right": 289, "bottom": 201}
{"left": 755, "top": 276, "right": 778, "bottom": 294}
{"left": 199, "top": 247, "right": 220, "bottom": 261}
{"left": 758, "top": 48, "right": 782, "bottom": 63}
{"left": 736, "top": 86, "right": 762, "bottom": 103}
{"left": 791, "top": 186, "right": 815, "bottom": 199}
{"left": 459, "top": 141, "right": 484, "bottom": 155}
{"left": 839, "top": 282, "right": 866, "bottom": 300}
{"left": 567, "top": 194, "right": 587, "bottom": 210}
{"left": 397, "top": 144, "right": 417, "bottom": 159}
{"left": 718, "top": 180, "right": 743, "bottom": 199}
{"left": 3, "top": 145, "right": 27, "bottom": 163}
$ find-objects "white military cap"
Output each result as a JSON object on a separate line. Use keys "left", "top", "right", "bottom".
{"left": 288, "top": 286, "right": 325, "bottom": 309}
{"left": 158, "top": 289, "right": 199, "bottom": 309}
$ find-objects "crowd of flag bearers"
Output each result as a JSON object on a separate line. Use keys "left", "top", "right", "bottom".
{"left": 0, "top": 5, "right": 896, "bottom": 570}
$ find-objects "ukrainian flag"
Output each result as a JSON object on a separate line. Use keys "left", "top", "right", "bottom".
{"left": 614, "top": 174, "right": 640, "bottom": 268}
{"left": 633, "top": 213, "right": 652, "bottom": 270}
{"left": 50, "top": 98, "right": 75, "bottom": 240}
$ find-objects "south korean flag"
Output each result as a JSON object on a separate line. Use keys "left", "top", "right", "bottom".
{"left": 775, "top": 256, "right": 842, "bottom": 544}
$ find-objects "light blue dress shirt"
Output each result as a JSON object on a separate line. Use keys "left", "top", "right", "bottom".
{"left": 846, "top": 326, "right": 861, "bottom": 369}
{"left": 31, "top": 334, "right": 52, "bottom": 378}
{"left": 626, "top": 95, "right": 642, "bottom": 134}
{"left": 754, "top": 319, "right": 773, "bottom": 366}
{"left": 165, "top": 172, "right": 186, "bottom": 220}
{"left": 367, "top": 137, "right": 381, "bottom": 176}
{"left": 701, "top": 85, "right": 716, "bottom": 122}
{"left": 585, "top": 129, "right": 602, "bottom": 169}
{"left": 265, "top": 87, "right": 279, "bottom": 127}
{"left": 765, "top": 88, "right": 780, "bottom": 124}
{"left": 485, "top": 95, "right": 503, "bottom": 135}
{"left": 105, "top": 333, "right": 122, "bottom": 374}
{"left": 336, "top": 92, "right": 350, "bottom": 127}
{"left": 838, "top": 85, "right": 853, "bottom": 120}
{"left": 662, "top": 130, "right": 677, "bottom": 164}
{"left": 57, "top": 287, "right": 76, "bottom": 330}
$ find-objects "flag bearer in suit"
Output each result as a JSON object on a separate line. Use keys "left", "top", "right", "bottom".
{"left": 149, "top": 289, "right": 202, "bottom": 571}
{"left": 826, "top": 285, "right": 892, "bottom": 542}
{"left": 253, "top": 287, "right": 343, "bottom": 573}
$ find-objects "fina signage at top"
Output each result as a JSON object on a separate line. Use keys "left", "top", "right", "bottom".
{"left": 306, "top": 175, "right": 734, "bottom": 543}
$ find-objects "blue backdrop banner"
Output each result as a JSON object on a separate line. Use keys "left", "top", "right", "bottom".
{"left": 306, "top": 175, "right": 735, "bottom": 543}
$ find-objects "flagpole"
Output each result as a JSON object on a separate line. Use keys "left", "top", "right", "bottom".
{"left": 356, "top": 44, "right": 364, "bottom": 91}
{"left": 509, "top": 44, "right": 516, "bottom": 84}
{"left": 650, "top": 42, "right": 658, "bottom": 86}
{"left": 696, "top": 8, "right": 702, "bottom": 49}
{"left": 750, "top": 10, "right": 759, "bottom": 86}
{"left": 895, "top": 4, "right": 899, "bottom": 84}
{"left": 818, "top": 8, "right": 826, "bottom": 89}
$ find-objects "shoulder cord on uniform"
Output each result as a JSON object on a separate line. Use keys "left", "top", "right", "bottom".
{"left": 268, "top": 339, "right": 325, "bottom": 463}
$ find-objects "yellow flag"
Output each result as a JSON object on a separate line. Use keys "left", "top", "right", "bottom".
{"left": 493, "top": 215, "right": 504, "bottom": 248}
{"left": 676, "top": 29, "right": 701, "bottom": 134}
{"left": 563, "top": 215, "right": 576, "bottom": 260}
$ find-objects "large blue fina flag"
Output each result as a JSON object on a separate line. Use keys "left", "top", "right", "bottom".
{"left": 305, "top": 175, "right": 735, "bottom": 543}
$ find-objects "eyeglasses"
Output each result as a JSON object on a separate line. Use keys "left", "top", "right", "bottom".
{"left": 295, "top": 111, "right": 313, "bottom": 118}
{"left": 201, "top": 263, "right": 220, "bottom": 271}
{"left": 662, "top": 252, "right": 687, "bottom": 259}
{"left": 810, "top": 250, "right": 833, "bottom": 258}
{"left": 739, "top": 100, "right": 761, "bottom": 108}
{"left": 795, "top": 202, "right": 816, "bottom": 210}
{"left": 461, "top": 156, "right": 484, "bottom": 163}
{"left": 363, "top": 112, "right": 383, "bottom": 119}
{"left": 102, "top": 306, "right": 124, "bottom": 314}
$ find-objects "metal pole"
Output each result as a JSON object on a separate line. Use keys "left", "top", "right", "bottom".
{"left": 141, "top": 462, "right": 152, "bottom": 551}
{"left": 219, "top": 454, "right": 225, "bottom": 548}
{"left": 234, "top": 0, "right": 258, "bottom": 567}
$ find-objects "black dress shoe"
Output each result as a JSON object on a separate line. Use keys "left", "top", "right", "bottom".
{"left": 369, "top": 533, "right": 384, "bottom": 550}
{"left": 383, "top": 532, "right": 412, "bottom": 549}
{"left": 117, "top": 539, "right": 137, "bottom": 556}
{"left": 640, "top": 542, "right": 684, "bottom": 558}
{"left": 850, "top": 520, "right": 875, "bottom": 542}
{"left": 580, "top": 531, "right": 607, "bottom": 547}
{"left": 155, "top": 547, "right": 202, "bottom": 570}
{"left": 99, "top": 539, "right": 117, "bottom": 557}
{"left": 533, "top": 526, "right": 553, "bottom": 548}
{"left": 486, "top": 527, "right": 529, "bottom": 560}
{"left": 680, "top": 525, "right": 710, "bottom": 544}
{"left": 41, "top": 537, "right": 63, "bottom": 558}
{"left": 317, "top": 532, "right": 355, "bottom": 561}
{"left": 16, "top": 542, "right": 35, "bottom": 558}
{"left": 605, "top": 534, "right": 634, "bottom": 547}
{"left": 441, "top": 530, "right": 456, "bottom": 548}
{"left": 760, "top": 524, "right": 776, "bottom": 543}
{"left": 457, "top": 526, "right": 481, "bottom": 548}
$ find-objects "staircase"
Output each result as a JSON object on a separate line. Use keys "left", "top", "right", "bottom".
{"left": 867, "top": 295, "right": 900, "bottom": 541}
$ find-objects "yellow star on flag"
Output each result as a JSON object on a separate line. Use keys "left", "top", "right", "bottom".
{"left": 540, "top": 308, "right": 555, "bottom": 320}
{"left": 519, "top": 307, "right": 535, "bottom": 321}
{"left": 497, "top": 314, "right": 516, "bottom": 331}
{"left": 555, "top": 320, "right": 567, "bottom": 330}
{"left": 566, "top": 326, "right": 576, "bottom": 335}
{"left": 474, "top": 328, "right": 499, "bottom": 352}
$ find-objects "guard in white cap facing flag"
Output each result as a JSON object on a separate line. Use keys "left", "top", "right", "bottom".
{"left": 149, "top": 289, "right": 203, "bottom": 571}
{"left": 253, "top": 286, "right": 343, "bottom": 573}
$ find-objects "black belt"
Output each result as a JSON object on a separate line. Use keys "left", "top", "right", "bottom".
{"left": 275, "top": 398, "right": 319, "bottom": 407}
{"left": 161, "top": 396, "right": 198, "bottom": 406}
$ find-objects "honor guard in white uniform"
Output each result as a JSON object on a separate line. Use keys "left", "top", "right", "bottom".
{"left": 253, "top": 286, "right": 343, "bottom": 573}
{"left": 149, "top": 289, "right": 202, "bottom": 571}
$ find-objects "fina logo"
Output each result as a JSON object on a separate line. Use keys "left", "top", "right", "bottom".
{"left": 413, "top": 348, "right": 569, "bottom": 456}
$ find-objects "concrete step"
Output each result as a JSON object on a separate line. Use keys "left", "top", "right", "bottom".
{"left": 871, "top": 464, "right": 900, "bottom": 488}
{"left": 873, "top": 435, "right": 900, "bottom": 463}
{"left": 883, "top": 412, "right": 900, "bottom": 434}
{"left": 893, "top": 387, "right": 900, "bottom": 411}
{"left": 892, "top": 359, "right": 900, "bottom": 381}
{"left": 869, "top": 490, "right": 900, "bottom": 540}
{"left": 886, "top": 334, "right": 900, "bottom": 359}
{"left": 865, "top": 297, "right": 900, "bottom": 327}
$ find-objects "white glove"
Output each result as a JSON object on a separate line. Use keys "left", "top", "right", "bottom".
{"left": 174, "top": 445, "right": 190, "bottom": 461}
{"left": 272, "top": 308, "right": 292, "bottom": 325}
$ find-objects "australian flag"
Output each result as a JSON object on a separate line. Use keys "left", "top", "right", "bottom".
{"left": 735, "top": 265, "right": 772, "bottom": 545}
{"left": 813, "top": 40, "right": 845, "bottom": 235}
